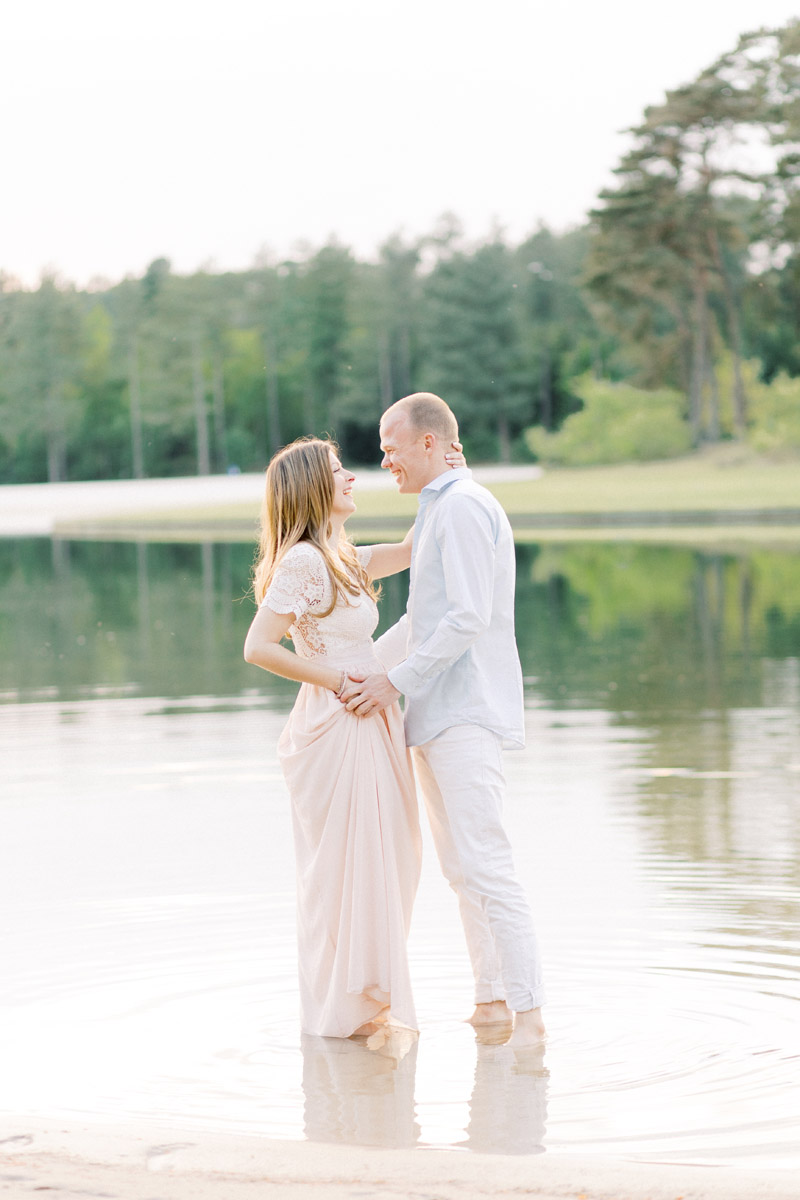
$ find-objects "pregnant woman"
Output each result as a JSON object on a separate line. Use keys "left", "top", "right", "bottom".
{"left": 244, "top": 436, "right": 461, "bottom": 1038}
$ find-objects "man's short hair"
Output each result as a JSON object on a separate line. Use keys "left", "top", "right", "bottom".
{"left": 385, "top": 392, "right": 458, "bottom": 443}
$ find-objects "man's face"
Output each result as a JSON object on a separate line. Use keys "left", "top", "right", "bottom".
{"left": 379, "top": 410, "right": 430, "bottom": 494}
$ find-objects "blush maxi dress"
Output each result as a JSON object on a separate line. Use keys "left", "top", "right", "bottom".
{"left": 261, "top": 541, "right": 421, "bottom": 1037}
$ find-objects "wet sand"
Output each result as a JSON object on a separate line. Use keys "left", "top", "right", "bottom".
{"left": 2, "top": 1116, "right": 799, "bottom": 1200}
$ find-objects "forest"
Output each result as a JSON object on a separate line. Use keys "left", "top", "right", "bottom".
{"left": 1, "top": 20, "right": 798, "bottom": 483}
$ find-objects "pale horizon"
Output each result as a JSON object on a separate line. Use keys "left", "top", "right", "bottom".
{"left": 4, "top": 0, "right": 799, "bottom": 288}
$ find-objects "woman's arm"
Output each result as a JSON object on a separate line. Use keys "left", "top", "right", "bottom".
{"left": 361, "top": 524, "right": 413, "bottom": 580}
{"left": 244, "top": 606, "right": 344, "bottom": 692}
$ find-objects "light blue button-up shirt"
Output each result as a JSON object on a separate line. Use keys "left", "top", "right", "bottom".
{"left": 374, "top": 468, "right": 525, "bottom": 748}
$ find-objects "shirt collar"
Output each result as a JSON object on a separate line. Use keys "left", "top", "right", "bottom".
{"left": 420, "top": 467, "right": 472, "bottom": 499}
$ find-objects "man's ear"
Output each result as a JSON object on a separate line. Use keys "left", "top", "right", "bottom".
{"left": 422, "top": 432, "right": 436, "bottom": 452}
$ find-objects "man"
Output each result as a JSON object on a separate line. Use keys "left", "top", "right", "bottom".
{"left": 340, "top": 392, "right": 545, "bottom": 1046}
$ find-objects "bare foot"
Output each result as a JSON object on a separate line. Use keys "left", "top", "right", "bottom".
{"left": 473, "top": 1021, "right": 514, "bottom": 1046}
{"left": 467, "top": 1000, "right": 512, "bottom": 1026}
{"left": 507, "top": 1006, "right": 546, "bottom": 1047}
{"left": 365, "top": 1025, "right": 390, "bottom": 1051}
{"left": 366, "top": 1025, "right": 419, "bottom": 1062}
{"left": 510, "top": 1042, "right": 548, "bottom": 1075}
{"left": 351, "top": 1006, "right": 390, "bottom": 1038}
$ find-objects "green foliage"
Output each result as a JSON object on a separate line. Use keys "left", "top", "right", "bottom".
{"left": 3, "top": 10, "right": 800, "bottom": 494}
{"left": 587, "top": 20, "right": 800, "bottom": 442}
{"left": 0, "top": 220, "right": 611, "bottom": 481}
{"left": 305, "top": 243, "right": 354, "bottom": 432}
{"left": 747, "top": 371, "right": 800, "bottom": 452}
{"left": 711, "top": 353, "right": 763, "bottom": 436}
{"left": 515, "top": 226, "right": 607, "bottom": 433}
{"left": 0, "top": 275, "right": 84, "bottom": 481}
{"left": 525, "top": 376, "right": 692, "bottom": 465}
{"left": 421, "top": 239, "right": 527, "bottom": 460}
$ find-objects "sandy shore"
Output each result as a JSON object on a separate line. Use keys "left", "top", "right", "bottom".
{"left": 0, "top": 467, "right": 541, "bottom": 538}
{"left": 0, "top": 473, "right": 275, "bottom": 537}
{"left": 1, "top": 1116, "right": 798, "bottom": 1200}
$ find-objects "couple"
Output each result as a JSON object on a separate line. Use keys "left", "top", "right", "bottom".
{"left": 244, "top": 392, "right": 545, "bottom": 1047}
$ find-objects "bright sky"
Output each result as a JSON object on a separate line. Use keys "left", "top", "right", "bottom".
{"left": 4, "top": 0, "right": 799, "bottom": 286}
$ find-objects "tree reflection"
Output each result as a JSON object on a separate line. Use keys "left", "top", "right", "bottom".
{"left": 0, "top": 538, "right": 267, "bottom": 702}
{"left": 301, "top": 1031, "right": 419, "bottom": 1148}
{"left": 514, "top": 541, "right": 800, "bottom": 714}
{"left": 2, "top": 537, "right": 799, "bottom": 717}
{"left": 512, "top": 541, "right": 800, "bottom": 899}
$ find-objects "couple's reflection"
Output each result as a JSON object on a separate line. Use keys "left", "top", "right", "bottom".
{"left": 302, "top": 1026, "right": 420, "bottom": 1147}
{"left": 301, "top": 1026, "right": 548, "bottom": 1153}
{"left": 463, "top": 1035, "right": 548, "bottom": 1155}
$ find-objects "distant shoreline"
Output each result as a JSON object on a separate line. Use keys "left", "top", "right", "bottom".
{"left": 0, "top": 465, "right": 538, "bottom": 538}
{"left": 2, "top": 450, "right": 800, "bottom": 548}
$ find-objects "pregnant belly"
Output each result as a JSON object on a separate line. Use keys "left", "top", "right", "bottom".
{"left": 309, "top": 644, "right": 382, "bottom": 675}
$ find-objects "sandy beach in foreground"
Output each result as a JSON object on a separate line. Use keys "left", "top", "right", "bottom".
{"left": 2, "top": 1116, "right": 799, "bottom": 1200}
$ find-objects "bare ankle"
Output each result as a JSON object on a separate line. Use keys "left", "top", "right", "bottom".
{"left": 467, "top": 1000, "right": 512, "bottom": 1026}
{"left": 508, "top": 1006, "right": 546, "bottom": 1046}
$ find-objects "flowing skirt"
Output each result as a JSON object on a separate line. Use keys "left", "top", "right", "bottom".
{"left": 278, "top": 681, "right": 421, "bottom": 1037}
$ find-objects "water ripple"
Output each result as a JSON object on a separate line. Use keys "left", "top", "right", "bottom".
{"left": 1, "top": 696, "right": 799, "bottom": 1164}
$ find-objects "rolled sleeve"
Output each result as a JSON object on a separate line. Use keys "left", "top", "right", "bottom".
{"left": 374, "top": 615, "right": 409, "bottom": 672}
{"left": 390, "top": 498, "right": 496, "bottom": 696}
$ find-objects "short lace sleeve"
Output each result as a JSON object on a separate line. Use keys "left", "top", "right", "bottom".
{"left": 261, "top": 544, "right": 329, "bottom": 618}
{"left": 356, "top": 545, "right": 373, "bottom": 570}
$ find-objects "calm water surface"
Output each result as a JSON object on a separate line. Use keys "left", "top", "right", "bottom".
{"left": 1, "top": 537, "right": 799, "bottom": 1164}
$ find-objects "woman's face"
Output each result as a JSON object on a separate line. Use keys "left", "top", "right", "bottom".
{"left": 329, "top": 451, "right": 356, "bottom": 519}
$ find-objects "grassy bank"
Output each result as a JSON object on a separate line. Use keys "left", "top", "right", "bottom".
{"left": 493, "top": 452, "right": 800, "bottom": 513}
{"left": 51, "top": 448, "right": 800, "bottom": 546}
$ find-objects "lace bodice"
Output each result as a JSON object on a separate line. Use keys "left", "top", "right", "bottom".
{"left": 261, "top": 542, "right": 379, "bottom": 666}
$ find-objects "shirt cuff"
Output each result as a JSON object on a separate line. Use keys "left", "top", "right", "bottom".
{"left": 387, "top": 661, "right": 423, "bottom": 697}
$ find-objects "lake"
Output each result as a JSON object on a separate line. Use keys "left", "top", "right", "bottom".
{"left": 1, "top": 535, "right": 799, "bottom": 1164}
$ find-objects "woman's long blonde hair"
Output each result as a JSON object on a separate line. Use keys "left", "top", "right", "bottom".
{"left": 252, "top": 437, "right": 378, "bottom": 613}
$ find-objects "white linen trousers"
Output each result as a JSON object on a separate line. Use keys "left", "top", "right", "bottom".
{"left": 412, "top": 725, "right": 546, "bottom": 1013}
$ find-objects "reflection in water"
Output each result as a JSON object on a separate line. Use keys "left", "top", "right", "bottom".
{"left": 464, "top": 1041, "right": 548, "bottom": 1155}
{"left": 0, "top": 539, "right": 408, "bottom": 704}
{"left": 516, "top": 542, "right": 800, "bottom": 713}
{"left": 0, "top": 695, "right": 798, "bottom": 1161}
{"left": 1, "top": 535, "right": 799, "bottom": 1163}
{"left": 301, "top": 1030, "right": 548, "bottom": 1155}
{"left": 302, "top": 1030, "right": 419, "bottom": 1147}
{"left": 3, "top": 537, "right": 800, "bottom": 712}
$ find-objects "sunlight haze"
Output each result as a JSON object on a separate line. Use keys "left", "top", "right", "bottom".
{"left": 4, "top": 0, "right": 800, "bottom": 284}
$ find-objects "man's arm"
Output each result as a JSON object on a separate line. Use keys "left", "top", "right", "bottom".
{"left": 387, "top": 496, "right": 496, "bottom": 697}
{"left": 373, "top": 614, "right": 409, "bottom": 671}
{"left": 341, "top": 497, "right": 496, "bottom": 715}
{"left": 337, "top": 616, "right": 408, "bottom": 716}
